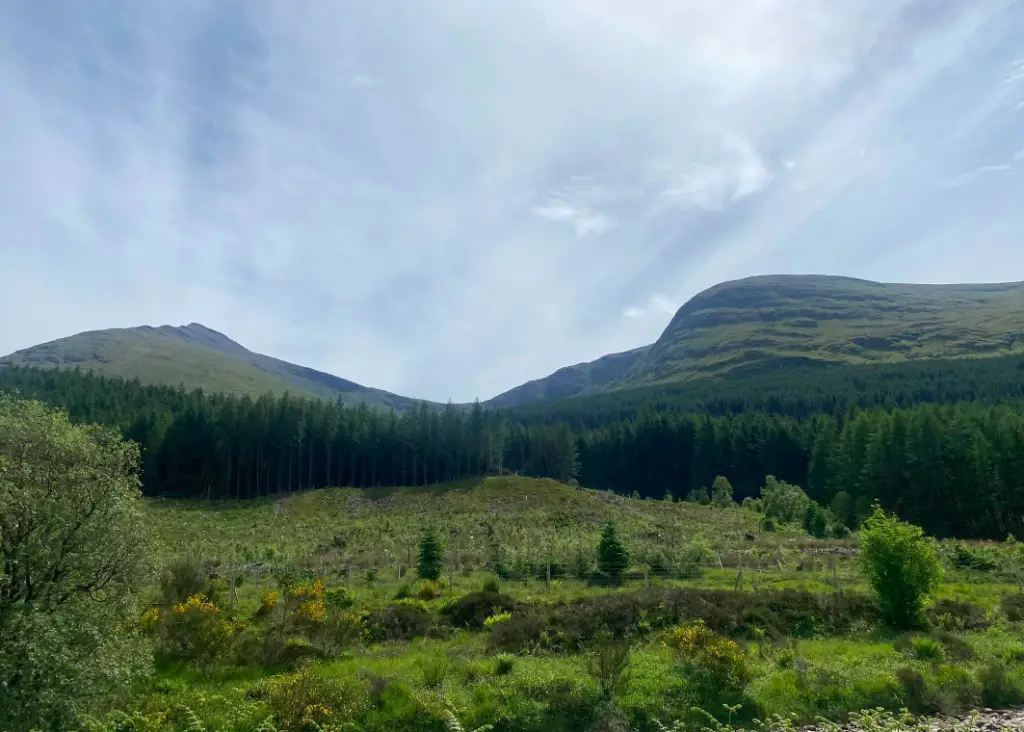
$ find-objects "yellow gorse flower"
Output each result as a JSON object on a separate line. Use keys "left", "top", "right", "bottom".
{"left": 172, "top": 594, "right": 219, "bottom": 616}
{"left": 139, "top": 607, "right": 160, "bottom": 631}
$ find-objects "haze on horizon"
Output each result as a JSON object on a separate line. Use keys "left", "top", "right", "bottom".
{"left": 1, "top": 0, "right": 1023, "bottom": 402}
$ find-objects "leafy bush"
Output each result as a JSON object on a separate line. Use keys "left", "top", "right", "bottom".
{"left": 909, "top": 636, "right": 944, "bottom": 662}
{"left": 488, "top": 613, "right": 548, "bottom": 653}
{"left": 0, "top": 397, "right": 151, "bottom": 732}
{"left": 711, "top": 475, "right": 734, "bottom": 507}
{"left": 978, "top": 662, "right": 1024, "bottom": 708}
{"left": 365, "top": 602, "right": 439, "bottom": 642}
{"left": 417, "top": 581, "right": 441, "bottom": 601}
{"left": 999, "top": 593, "right": 1024, "bottom": 622}
{"left": 950, "top": 543, "right": 998, "bottom": 571}
{"left": 927, "top": 599, "right": 991, "bottom": 631}
{"left": 664, "top": 620, "right": 750, "bottom": 686}
{"left": 493, "top": 653, "right": 516, "bottom": 676}
{"left": 859, "top": 506, "right": 941, "bottom": 629}
{"left": 584, "top": 632, "right": 633, "bottom": 700}
{"left": 481, "top": 576, "right": 502, "bottom": 594}
{"left": 443, "top": 590, "right": 518, "bottom": 630}
{"left": 760, "top": 475, "right": 810, "bottom": 524}
{"left": 156, "top": 594, "right": 237, "bottom": 666}
{"left": 267, "top": 666, "right": 365, "bottom": 731}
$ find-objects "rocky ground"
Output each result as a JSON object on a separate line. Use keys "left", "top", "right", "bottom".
{"left": 799, "top": 708, "right": 1024, "bottom": 731}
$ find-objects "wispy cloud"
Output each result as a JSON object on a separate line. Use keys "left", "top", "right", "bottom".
{"left": 623, "top": 295, "right": 677, "bottom": 319}
{"left": 1, "top": 0, "right": 1023, "bottom": 401}
{"left": 938, "top": 164, "right": 1013, "bottom": 189}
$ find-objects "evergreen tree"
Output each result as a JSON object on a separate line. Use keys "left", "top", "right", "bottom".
{"left": 417, "top": 527, "right": 444, "bottom": 581}
{"left": 596, "top": 522, "right": 629, "bottom": 585}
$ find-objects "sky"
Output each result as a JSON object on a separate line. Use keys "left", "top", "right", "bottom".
{"left": 2, "top": 0, "right": 1023, "bottom": 402}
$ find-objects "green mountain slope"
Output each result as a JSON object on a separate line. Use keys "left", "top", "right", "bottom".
{"left": 0, "top": 323, "right": 422, "bottom": 410}
{"left": 490, "top": 275, "right": 1024, "bottom": 407}
{"left": 485, "top": 345, "right": 650, "bottom": 408}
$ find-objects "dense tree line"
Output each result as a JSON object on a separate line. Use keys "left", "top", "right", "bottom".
{"left": 507, "top": 354, "right": 1024, "bottom": 429}
{"left": 0, "top": 365, "right": 579, "bottom": 497}
{"left": 3, "top": 361, "right": 1024, "bottom": 538}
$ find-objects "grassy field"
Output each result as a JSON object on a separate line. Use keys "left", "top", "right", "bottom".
{"left": 112, "top": 477, "right": 1024, "bottom": 732}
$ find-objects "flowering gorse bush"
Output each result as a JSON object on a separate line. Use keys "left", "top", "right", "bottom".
{"left": 664, "top": 620, "right": 750, "bottom": 686}
{"left": 156, "top": 593, "right": 236, "bottom": 665}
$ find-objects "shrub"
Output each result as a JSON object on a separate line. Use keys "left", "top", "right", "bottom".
{"left": 909, "top": 636, "right": 944, "bottom": 662}
{"left": 365, "top": 602, "right": 438, "bottom": 642}
{"left": 158, "top": 594, "right": 236, "bottom": 665}
{"left": 267, "top": 667, "right": 365, "bottom": 731}
{"left": 494, "top": 653, "right": 516, "bottom": 676}
{"left": 324, "top": 587, "right": 354, "bottom": 611}
{"left": 481, "top": 576, "right": 502, "bottom": 594}
{"left": 488, "top": 613, "right": 547, "bottom": 653}
{"left": 0, "top": 397, "right": 152, "bottom": 732}
{"left": 596, "top": 522, "right": 629, "bottom": 586}
{"left": 418, "top": 528, "right": 444, "bottom": 581}
{"left": 394, "top": 583, "right": 414, "bottom": 600}
{"left": 417, "top": 581, "right": 441, "bottom": 601}
{"left": 999, "top": 593, "right": 1024, "bottom": 622}
{"left": 584, "top": 632, "right": 633, "bottom": 700}
{"left": 760, "top": 475, "right": 811, "bottom": 524}
{"left": 950, "top": 543, "right": 997, "bottom": 571}
{"left": 978, "top": 662, "right": 1024, "bottom": 708}
{"left": 711, "top": 475, "right": 734, "bottom": 507}
{"left": 443, "top": 590, "right": 518, "bottom": 630}
{"left": 927, "top": 599, "right": 990, "bottom": 631}
{"left": 664, "top": 620, "right": 749, "bottom": 687}
{"left": 859, "top": 506, "right": 941, "bottom": 629}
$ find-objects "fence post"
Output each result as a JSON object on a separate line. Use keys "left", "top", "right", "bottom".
{"left": 644, "top": 561, "right": 649, "bottom": 589}
{"left": 546, "top": 562, "right": 552, "bottom": 591}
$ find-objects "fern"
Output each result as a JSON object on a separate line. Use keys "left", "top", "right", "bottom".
{"left": 442, "top": 703, "right": 493, "bottom": 732}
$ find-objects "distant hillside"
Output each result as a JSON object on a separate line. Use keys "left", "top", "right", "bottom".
{"left": 491, "top": 275, "right": 1024, "bottom": 407}
{"left": 486, "top": 346, "right": 650, "bottom": 408}
{"left": 0, "top": 323, "right": 423, "bottom": 410}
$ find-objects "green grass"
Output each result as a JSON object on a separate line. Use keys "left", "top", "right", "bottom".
{"left": 84, "top": 476, "right": 1024, "bottom": 732}
{"left": 146, "top": 476, "right": 788, "bottom": 571}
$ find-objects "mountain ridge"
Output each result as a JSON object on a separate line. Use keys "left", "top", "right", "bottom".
{"left": 6, "top": 274, "right": 1024, "bottom": 410}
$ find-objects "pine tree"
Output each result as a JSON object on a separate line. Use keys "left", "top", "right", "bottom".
{"left": 596, "top": 522, "right": 629, "bottom": 585}
{"left": 417, "top": 527, "right": 444, "bottom": 581}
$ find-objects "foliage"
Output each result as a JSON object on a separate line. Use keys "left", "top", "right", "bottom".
{"left": 760, "top": 476, "right": 811, "bottom": 525}
{"left": 584, "top": 632, "right": 634, "bottom": 700}
{"left": 711, "top": 476, "right": 734, "bottom": 507}
{"left": 664, "top": 620, "right": 750, "bottom": 687}
{"left": 860, "top": 507, "right": 942, "bottom": 629}
{"left": 155, "top": 594, "right": 236, "bottom": 665}
{"left": 596, "top": 522, "right": 629, "bottom": 586}
{"left": 417, "top": 528, "right": 444, "bottom": 581}
{"left": 0, "top": 396, "right": 151, "bottom": 732}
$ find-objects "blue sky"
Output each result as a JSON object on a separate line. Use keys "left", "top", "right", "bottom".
{"left": 1, "top": 0, "right": 1023, "bottom": 402}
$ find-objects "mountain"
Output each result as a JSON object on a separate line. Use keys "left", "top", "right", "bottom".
{"left": 489, "top": 275, "right": 1024, "bottom": 407}
{"left": 0, "top": 323, "right": 422, "bottom": 411}
{"left": 485, "top": 345, "right": 650, "bottom": 408}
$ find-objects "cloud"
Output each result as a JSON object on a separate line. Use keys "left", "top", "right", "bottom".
{"left": 1, "top": 0, "right": 1023, "bottom": 402}
{"left": 532, "top": 197, "right": 617, "bottom": 238}
{"left": 623, "top": 295, "right": 677, "bottom": 319}
{"left": 938, "top": 164, "right": 1013, "bottom": 189}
